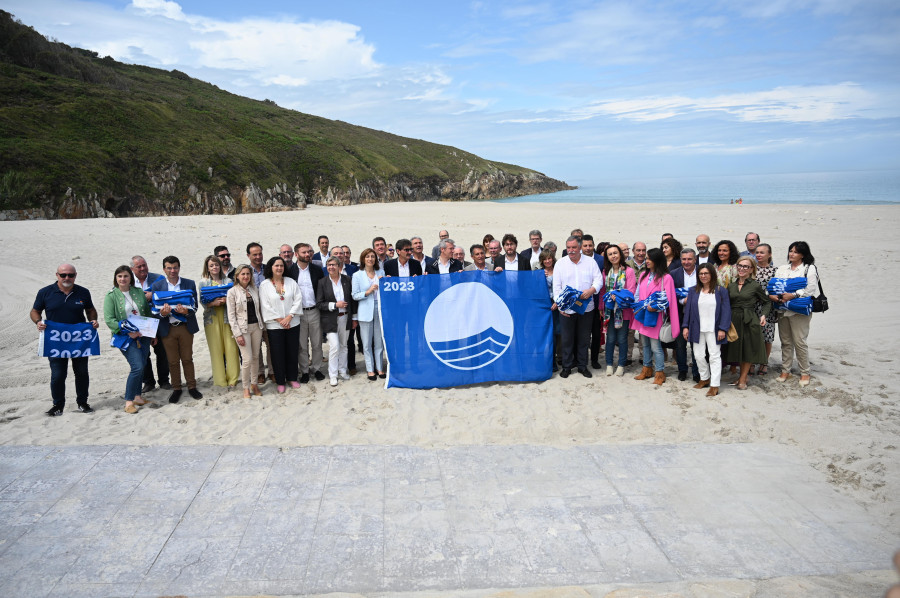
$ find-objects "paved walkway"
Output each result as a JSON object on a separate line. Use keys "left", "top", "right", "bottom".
{"left": 0, "top": 443, "right": 893, "bottom": 597}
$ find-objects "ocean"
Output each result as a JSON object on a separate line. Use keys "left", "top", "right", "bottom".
{"left": 494, "top": 169, "right": 900, "bottom": 205}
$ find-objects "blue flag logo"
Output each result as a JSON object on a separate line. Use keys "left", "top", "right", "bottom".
{"left": 381, "top": 270, "right": 553, "bottom": 388}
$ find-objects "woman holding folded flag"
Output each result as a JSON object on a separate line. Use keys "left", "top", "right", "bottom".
{"left": 104, "top": 265, "right": 155, "bottom": 414}
{"left": 724, "top": 256, "right": 771, "bottom": 390}
{"left": 602, "top": 244, "right": 636, "bottom": 377}
{"left": 631, "top": 248, "right": 679, "bottom": 385}
{"left": 200, "top": 255, "right": 240, "bottom": 389}
{"left": 770, "top": 242, "right": 819, "bottom": 387}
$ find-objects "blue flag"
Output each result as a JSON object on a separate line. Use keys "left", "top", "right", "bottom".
{"left": 38, "top": 321, "right": 101, "bottom": 358}
{"left": 380, "top": 270, "right": 553, "bottom": 389}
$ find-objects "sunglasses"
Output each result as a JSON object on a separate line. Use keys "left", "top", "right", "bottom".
{"left": 218, "top": 253, "right": 231, "bottom": 259}
{"left": 57, "top": 272, "right": 76, "bottom": 278}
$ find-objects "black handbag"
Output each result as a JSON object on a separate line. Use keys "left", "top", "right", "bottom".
{"left": 806, "top": 265, "right": 828, "bottom": 313}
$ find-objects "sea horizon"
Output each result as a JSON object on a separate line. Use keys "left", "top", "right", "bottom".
{"left": 496, "top": 169, "right": 900, "bottom": 205}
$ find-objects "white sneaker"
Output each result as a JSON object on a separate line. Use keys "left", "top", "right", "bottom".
{"left": 340, "top": 372, "right": 351, "bottom": 381}
{"left": 606, "top": 366, "right": 614, "bottom": 376}
{"left": 329, "top": 377, "right": 338, "bottom": 387}
{"left": 615, "top": 366, "right": 625, "bottom": 377}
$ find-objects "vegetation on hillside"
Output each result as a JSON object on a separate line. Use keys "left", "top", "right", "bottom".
{"left": 0, "top": 11, "right": 554, "bottom": 210}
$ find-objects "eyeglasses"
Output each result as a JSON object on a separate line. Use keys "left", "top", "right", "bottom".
{"left": 57, "top": 272, "right": 76, "bottom": 278}
{"left": 218, "top": 253, "right": 230, "bottom": 258}
{"left": 736, "top": 264, "right": 751, "bottom": 270}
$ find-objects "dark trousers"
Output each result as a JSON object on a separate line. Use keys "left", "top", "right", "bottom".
{"left": 347, "top": 327, "right": 358, "bottom": 370}
{"left": 142, "top": 340, "right": 170, "bottom": 386}
{"left": 589, "top": 308, "right": 603, "bottom": 364}
{"left": 49, "top": 357, "right": 89, "bottom": 408}
{"left": 674, "top": 334, "right": 699, "bottom": 376}
{"left": 560, "top": 310, "right": 593, "bottom": 369}
{"left": 268, "top": 326, "right": 300, "bottom": 385}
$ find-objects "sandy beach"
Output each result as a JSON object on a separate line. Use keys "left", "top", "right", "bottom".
{"left": 1, "top": 201, "right": 898, "bottom": 595}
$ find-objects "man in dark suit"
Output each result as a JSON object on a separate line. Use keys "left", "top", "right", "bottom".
{"left": 313, "top": 235, "right": 330, "bottom": 265}
{"left": 425, "top": 239, "right": 463, "bottom": 274}
{"left": 341, "top": 246, "right": 359, "bottom": 274}
{"left": 151, "top": 255, "right": 203, "bottom": 403}
{"left": 131, "top": 255, "right": 170, "bottom": 393}
{"left": 410, "top": 236, "right": 435, "bottom": 273}
{"left": 383, "top": 239, "right": 423, "bottom": 277}
{"left": 498, "top": 233, "right": 532, "bottom": 271}
{"left": 293, "top": 243, "right": 327, "bottom": 382}
{"left": 669, "top": 248, "right": 700, "bottom": 382}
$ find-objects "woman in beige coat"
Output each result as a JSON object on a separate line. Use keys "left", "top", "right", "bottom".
{"left": 226, "top": 264, "right": 264, "bottom": 397}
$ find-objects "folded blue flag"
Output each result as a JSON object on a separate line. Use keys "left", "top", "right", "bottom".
{"left": 767, "top": 278, "right": 807, "bottom": 295}
{"left": 633, "top": 291, "right": 668, "bottom": 327}
{"left": 200, "top": 283, "right": 233, "bottom": 304}
{"left": 675, "top": 287, "right": 689, "bottom": 300}
{"left": 776, "top": 296, "right": 813, "bottom": 315}
{"left": 604, "top": 289, "right": 636, "bottom": 311}
{"left": 110, "top": 319, "right": 142, "bottom": 350}
{"left": 556, "top": 285, "right": 590, "bottom": 314}
{"left": 151, "top": 290, "right": 196, "bottom": 322}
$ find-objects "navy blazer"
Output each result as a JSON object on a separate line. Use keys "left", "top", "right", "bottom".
{"left": 425, "top": 258, "right": 463, "bottom": 274}
{"left": 149, "top": 277, "right": 200, "bottom": 336}
{"left": 681, "top": 286, "right": 732, "bottom": 345}
{"left": 383, "top": 258, "right": 423, "bottom": 277}
{"left": 669, "top": 267, "right": 696, "bottom": 319}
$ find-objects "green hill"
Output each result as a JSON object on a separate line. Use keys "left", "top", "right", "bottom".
{"left": 0, "top": 11, "right": 572, "bottom": 219}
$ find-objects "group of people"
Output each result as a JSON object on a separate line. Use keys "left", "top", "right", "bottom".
{"left": 31, "top": 229, "right": 820, "bottom": 416}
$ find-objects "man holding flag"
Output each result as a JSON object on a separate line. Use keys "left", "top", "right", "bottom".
{"left": 30, "top": 263, "right": 100, "bottom": 416}
{"left": 553, "top": 236, "right": 603, "bottom": 379}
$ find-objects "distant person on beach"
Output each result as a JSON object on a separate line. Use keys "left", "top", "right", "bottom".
{"left": 151, "top": 255, "right": 203, "bottom": 404}
{"left": 431, "top": 230, "right": 449, "bottom": 260}
{"left": 131, "top": 255, "right": 170, "bottom": 392}
{"left": 553, "top": 235, "right": 603, "bottom": 379}
{"left": 31, "top": 263, "right": 100, "bottom": 416}
{"left": 695, "top": 234, "right": 712, "bottom": 264}
{"left": 632, "top": 248, "right": 680, "bottom": 385}
{"left": 215, "top": 245, "right": 235, "bottom": 280}
{"left": 741, "top": 232, "right": 760, "bottom": 258}
{"left": 104, "top": 265, "right": 155, "bottom": 414}
{"left": 772, "top": 241, "right": 819, "bottom": 388}
{"left": 226, "top": 264, "right": 264, "bottom": 398}
{"left": 681, "top": 263, "right": 730, "bottom": 397}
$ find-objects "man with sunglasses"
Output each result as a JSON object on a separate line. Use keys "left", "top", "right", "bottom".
{"left": 383, "top": 239, "right": 423, "bottom": 277}
{"left": 214, "top": 245, "right": 235, "bottom": 280}
{"left": 31, "top": 264, "right": 100, "bottom": 416}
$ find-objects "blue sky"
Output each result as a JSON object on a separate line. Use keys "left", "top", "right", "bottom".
{"left": 5, "top": 0, "right": 900, "bottom": 184}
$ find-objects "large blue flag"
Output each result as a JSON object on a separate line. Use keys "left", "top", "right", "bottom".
{"left": 380, "top": 270, "right": 553, "bottom": 388}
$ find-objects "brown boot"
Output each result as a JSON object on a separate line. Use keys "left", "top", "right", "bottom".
{"left": 693, "top": 379, "right": 710, "bottom": 389}
{"left": 653, "top": 371, "right": 666, "bottom": 385}
{"left": 634, "top": 366, "right": 653, "bottom": 380}
{"left": 706, "top": 386, "right": 719, "bottom": 397}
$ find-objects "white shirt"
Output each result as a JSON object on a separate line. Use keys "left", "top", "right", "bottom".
{"left": 505, "top": 255, "right": 520, "bottom": 271}
{"left": 552, "top": 253, "right": 603, "bottom": 314}
{"left": 697, "top": 254, "right": 710, "bottom": 264}
{"left": 698, "top": 292, "right": 717, "bottom": 332}
{"left": 296, "top": 264, "right": 316, "bottom": 308}
{"left": 525, "top": 248, "right": 541, "bottom": 269}
{"left": 437, "top": 259, "right": 451, "bottom": 274}
{"left": 330, "top": 277, "right": 346, "bottom": 314}
{"left": 258, "top": 278, "right": 303, "bottom": 330}
{"left": 165, "top": 277, "right": 190, "bottom": 324}
{"left": 397, "top": 260, "right": 410, "bottom": 277}
{"left": 681, "top": 268, "right": 697, "bottom": 305}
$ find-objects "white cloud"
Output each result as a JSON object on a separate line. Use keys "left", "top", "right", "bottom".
{"left": 500, "top": 83, "right": 897, "bottom": 124}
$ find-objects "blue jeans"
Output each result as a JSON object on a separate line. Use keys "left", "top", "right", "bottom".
{"left": 49, "top": 356, "right": 89, "bottom": 408}
{"left": 121, "top": 340, "right": 151, "bottom": 402}
{"left": 606, "top": 320, "right": 630, "bottom": 367}
{"left": 641, "top": 334, "right": 665, "bottom": 372}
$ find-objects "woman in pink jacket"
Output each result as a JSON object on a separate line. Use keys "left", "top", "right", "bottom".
{"left": 631, "top": 248, "right": 680, "bottom": 385}
{"left": 602, "top": 244, "right": 636, "bottom": 377}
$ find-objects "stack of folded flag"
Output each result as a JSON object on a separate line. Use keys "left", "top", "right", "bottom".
{"left": 150, "top": 290, "right": 196, "bottom": 322}
{"left": 200, "top": 283, "right": 233, "bottom": 304}
{"left": 633, "top": 290, "right": 668, "bottom": 327}
{"left": 767, "top": 278, "right": 812, "bottom": 315}
{"left": 556, "top": 286, "right": 589, "bottom": 314}
{"left": 110, "top": 319, "right": 142, "bottom": 350}
{"left": 604, "top": 289, "right": 636, "bottom": 311}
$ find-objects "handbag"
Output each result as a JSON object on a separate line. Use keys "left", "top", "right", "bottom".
{"left": 658, "top": 315, "right": 674, "bottom": 344}
{"left": 805, "top": 265, "right": 829, "bottom": 313}
{"left": 726, "top": 322, "right": 739, "bottom": 342}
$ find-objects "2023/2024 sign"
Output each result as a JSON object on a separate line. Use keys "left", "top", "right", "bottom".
{"left": 38, "top": 321, "right": 101, "bottom": 358}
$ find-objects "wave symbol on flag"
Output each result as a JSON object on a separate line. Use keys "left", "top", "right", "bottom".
{"left": 428, "top": 328, "right": 511, "bottom": 370}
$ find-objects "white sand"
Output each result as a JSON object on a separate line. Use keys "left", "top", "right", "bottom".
{"left": 2, "top": 202, "right": 898, "bottom": 593}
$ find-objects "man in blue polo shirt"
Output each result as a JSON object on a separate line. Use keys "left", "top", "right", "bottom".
{"left": 30, "top": 263, "right": 100, "bottom": 416}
